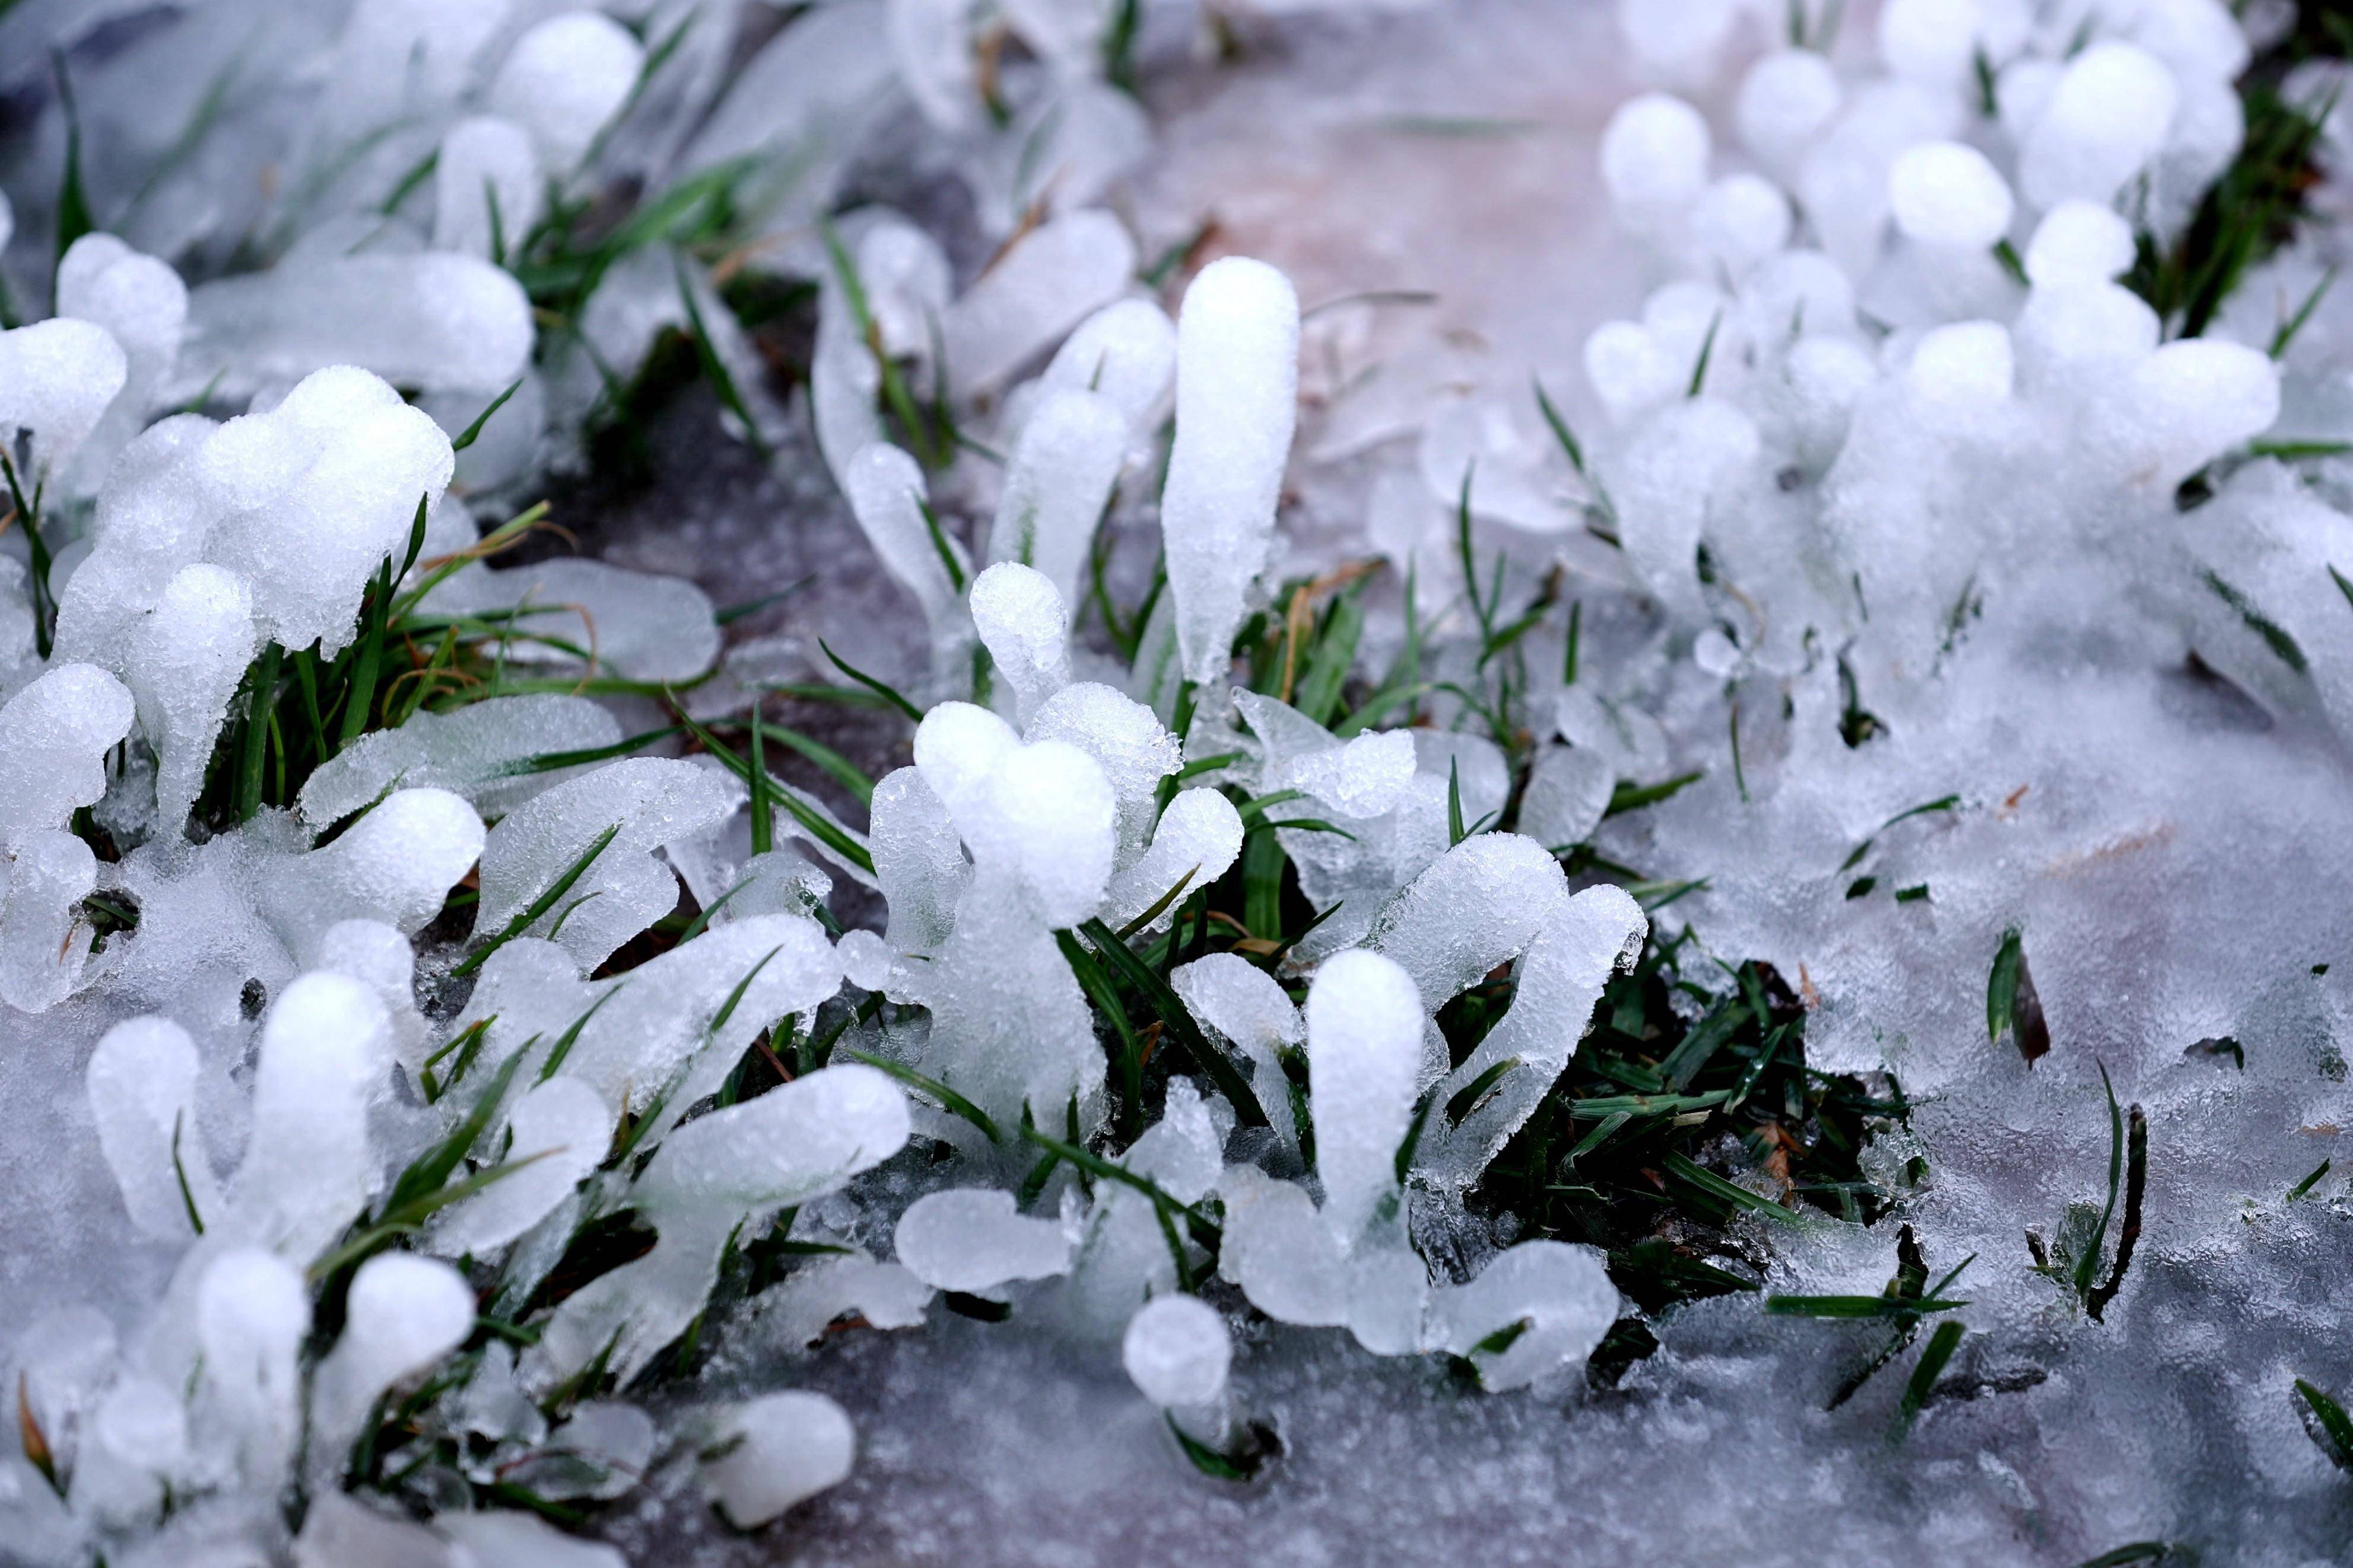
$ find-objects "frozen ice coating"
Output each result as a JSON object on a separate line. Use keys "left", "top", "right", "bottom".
{"left": 421, "top": 555, "right": 721, "bottom": 683}
{"left": 1600, "top": 93, "right": 1711, "bottom": 228}
{"left": 1888, "top": 142, "right": 2015, "bottom": 251}
{"left": 0, "top": 317, "right": 126, "bottom": 477}
{"left": 475, "top": 758, "right": 736, "bottom": 973}
{"left": 3, "top": 0, "right": 2353, "bottom": 1559}
{"left": 2019, "top": 41, "right": 2182, "bottom": 209}
{"left": 533, "top": 1064, "right": 908, "bottom": 1386}
{"left": 53, "top": 233, "right": 188, "bottom": 491}
{"left": 701, "top": 1391, "right": 856, "bottom": 1529}
{"left": 1106, "top": 787, "right": 1244, "bottom": 934}
{"left": 1304, "top": 949, "right": 1422, "bottom": 1248}
{"left": 297, "top": 695, "right": 623, "bottom": 828}
{"left": 196, "top": 365, "right": 456, "bottom": 656}
{"left": 0, "top": 829, "right": 101, "bottom": 1011}
{"left": 307, "top": 1253, "right": 475, "bottom": 1471}
{"left": 1122, "top": 1295, "right": 1232, "bottom": 1409}
{"left": 183, "top": 254, "right": 534, "bottom": 397}
{"left": 958, "top": 737, "right": 1118, "bottom": 928}
{"left": 1691, "top": 173, "right": 1790, "bottom": 271}
{"left": 124, "top": 562, "right": 255, "bottom": 832}
{"left": 1036, "top": 297, "right": 1179, "bottom": 437}
{"left": 236, "top": 972, "right": 392, "bottom": 1261}
{"left": 2024, "top": 199, "right": 2139, "bottom": 289}
{"left": 196, "top": 1248, "right": 310, "bottom": 1486}
{"left": 1736, "top": 48, "right": 1841, "bottom": 170}
{"left": 987, "top": 388, "right": 1129, "bottom": 614}
{"left": 942, "top": 210, "right": 1139, "bottom": 397}
{"left": 1430, "top": 1241, "right": 1618, "bottom": 1392}
{"left": 1161, "top": 257, "right": 1301, "bottom": 686}
{"left": 425, "top": 1076, "right": 611, "bottom": 1258}
{"left": 869, "top": 765, "right": 971, "bottom": 953}
{"left": 487, "top": 11, "right": 644, "bottom": 171}
{"left": 0, "top": 662, "right": 134, "bottom": 845}
{"left": 968, "top": 562, "right": 1072, "bottom": 725}
{"left": 1025, "top": 681, "right": 1182, "bottom": 863}
{"left": 433, "top": 117, "right": 542, "bottom": 261}
{"left": 441, "top": 1510, "right": 630, "bottom": 1567}
{"left": 846, "top": 441, "right": 968, "bottom": 647}
{"left": 87, "top": 1016, "right": 218, "bottom": 1242}
{"left": 2109, "top": 337, "right": 2281, "bottom": 488}
{"left": 1906, "top": 319, "right": 2017, "bottom": 426}
{"left": 894, "top": 1188, "right": 1072, "bottom": 1292}
{"left": 268, "top": 787, "right": 485, "bottom": 957}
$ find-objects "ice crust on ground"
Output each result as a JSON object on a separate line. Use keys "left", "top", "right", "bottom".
{"left": 0, "top": 1, "right": 2350, "bottom": 1565}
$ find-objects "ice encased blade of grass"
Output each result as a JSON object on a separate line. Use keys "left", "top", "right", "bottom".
{"left": 1105, "top": 787, "right": 1244, "bottom": 935}
{"left": 1515, "top": 743, "right": 1616, "bottom": 853}
{"left": 1306, "top": 949, "right": 1422, "bottom": 1249}
{"left": 1367, "top": 838, "right": 1644, "bottom": 1190}
{"left": 304, "top": 1253, "right": 475, "bottom": 1483}
{"left": 194, "top": 1248, "right": 309, "bottom": 1490}
{"left": 811, "top": 220, "right": 950, "bottom": 488}
{"left": 2018, "top": 42, "right": 2180, "bottom": 211}
{"left": 266, "top": 787, "right": 485, "bottom": 964}
{"left": 1162, "top": 257, "right": 1300, "bottom": 686}
{"left": 941, "top": 210, "right": 1138, "bottom": 399}
{"left": 700, "top": 1391, "right": 856, "bottom": 1529}
{"left": 487, "top": 11, "right": 644, "bottom": 172}
{"left": 1172, "top": 951, "right": 1304, "bottom": 1160}
{"left": 894, "top": 1188, "right": 1073, "bottom": 1293}
{"left": 680, "top": 1, "right": 894, "bottom": 181}
{"left": 0, "top": 661, "right": 134, "bottom": 845}
{"left": 182, "top": 253, "right": 533, "bottom": 399}
{"left": 986, "top": 389, "right": 1128, "bottom": 618}
{"left": 869, "top": 765, "right": 971, "bottom": 956}
{"left": 423, "top": 1076, "right": 611, "bottom": 1259}
{"left": 87, "top": 1016, "right": 220, "bottom": 1243}
{"left": 754, "top": 1253, "right": 933, "bottom": 1351}
{"left": 1024, "top": 682, "right": 1182, "bottom": 870}
{"left": 433, "top": 117, "right": 542, "bottom": 262}
{"left": 1123, "top": 1293, "right": 1234, "bottom": 1443}
{"left": 420, "top": 549, "right": 722, "bottom": 684}
{"left": 528, "top": 1063, "right": 909, "bottom": 1389}
{"left": 1030, "top": 297, "right": 1177, "bottom": 444}
{"left": 233, "top": 971, "right": 392, "bottom": 1261}
{"left": 0, "top": 829, "right": 104, "bottom": 1011}
{"left": 124, "top": 562, "right": 255, "bottom": 834}
{"left": 845, "top": 441, "right": 971, "bottom": 673}
{"left": 298, "top": 695, "right": 624, "bottom": 830}
{"left": 474, "top": 757, "right": 736, "bottom": 974}
{"left": 969, "top": 562, "right": 1072, "bottom": 726}
{"left": 914, "top": 699, "right": 1122, "bottom": 925}
{"left": 53, "top": 233, "right": 188, "bottom": 495}
{"left": 1428, "top": 1239, "right": 1618, "bottom": 1392}
{"left": 456, "top": 914, "right": 841, "bottom": 1136}
{"left": 193, "top": 365, "right": 455, "bottom": 656}
{"left": 0, "top": 316, "right": 127, "bottom": 478}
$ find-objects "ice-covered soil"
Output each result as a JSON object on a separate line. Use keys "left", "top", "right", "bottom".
{"left": 3, "top": 0, "right": 2352, "bottom": 1564}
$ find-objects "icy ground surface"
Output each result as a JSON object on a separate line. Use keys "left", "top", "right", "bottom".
{"left": 2, "top": 0, "right": 2351, "bottom": 1564}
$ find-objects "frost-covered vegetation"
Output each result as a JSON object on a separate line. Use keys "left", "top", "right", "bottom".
{"left": 1, "top": 0, "right": 2351, "bottom": 1564}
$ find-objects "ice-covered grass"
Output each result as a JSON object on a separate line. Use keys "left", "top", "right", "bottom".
{"left": 1, "top": 1, "right": 2351, "bottom": 1565}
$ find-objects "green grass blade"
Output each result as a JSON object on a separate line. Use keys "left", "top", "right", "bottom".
{"left": 450, "top": 822, "right": 621, "bottom": 979}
